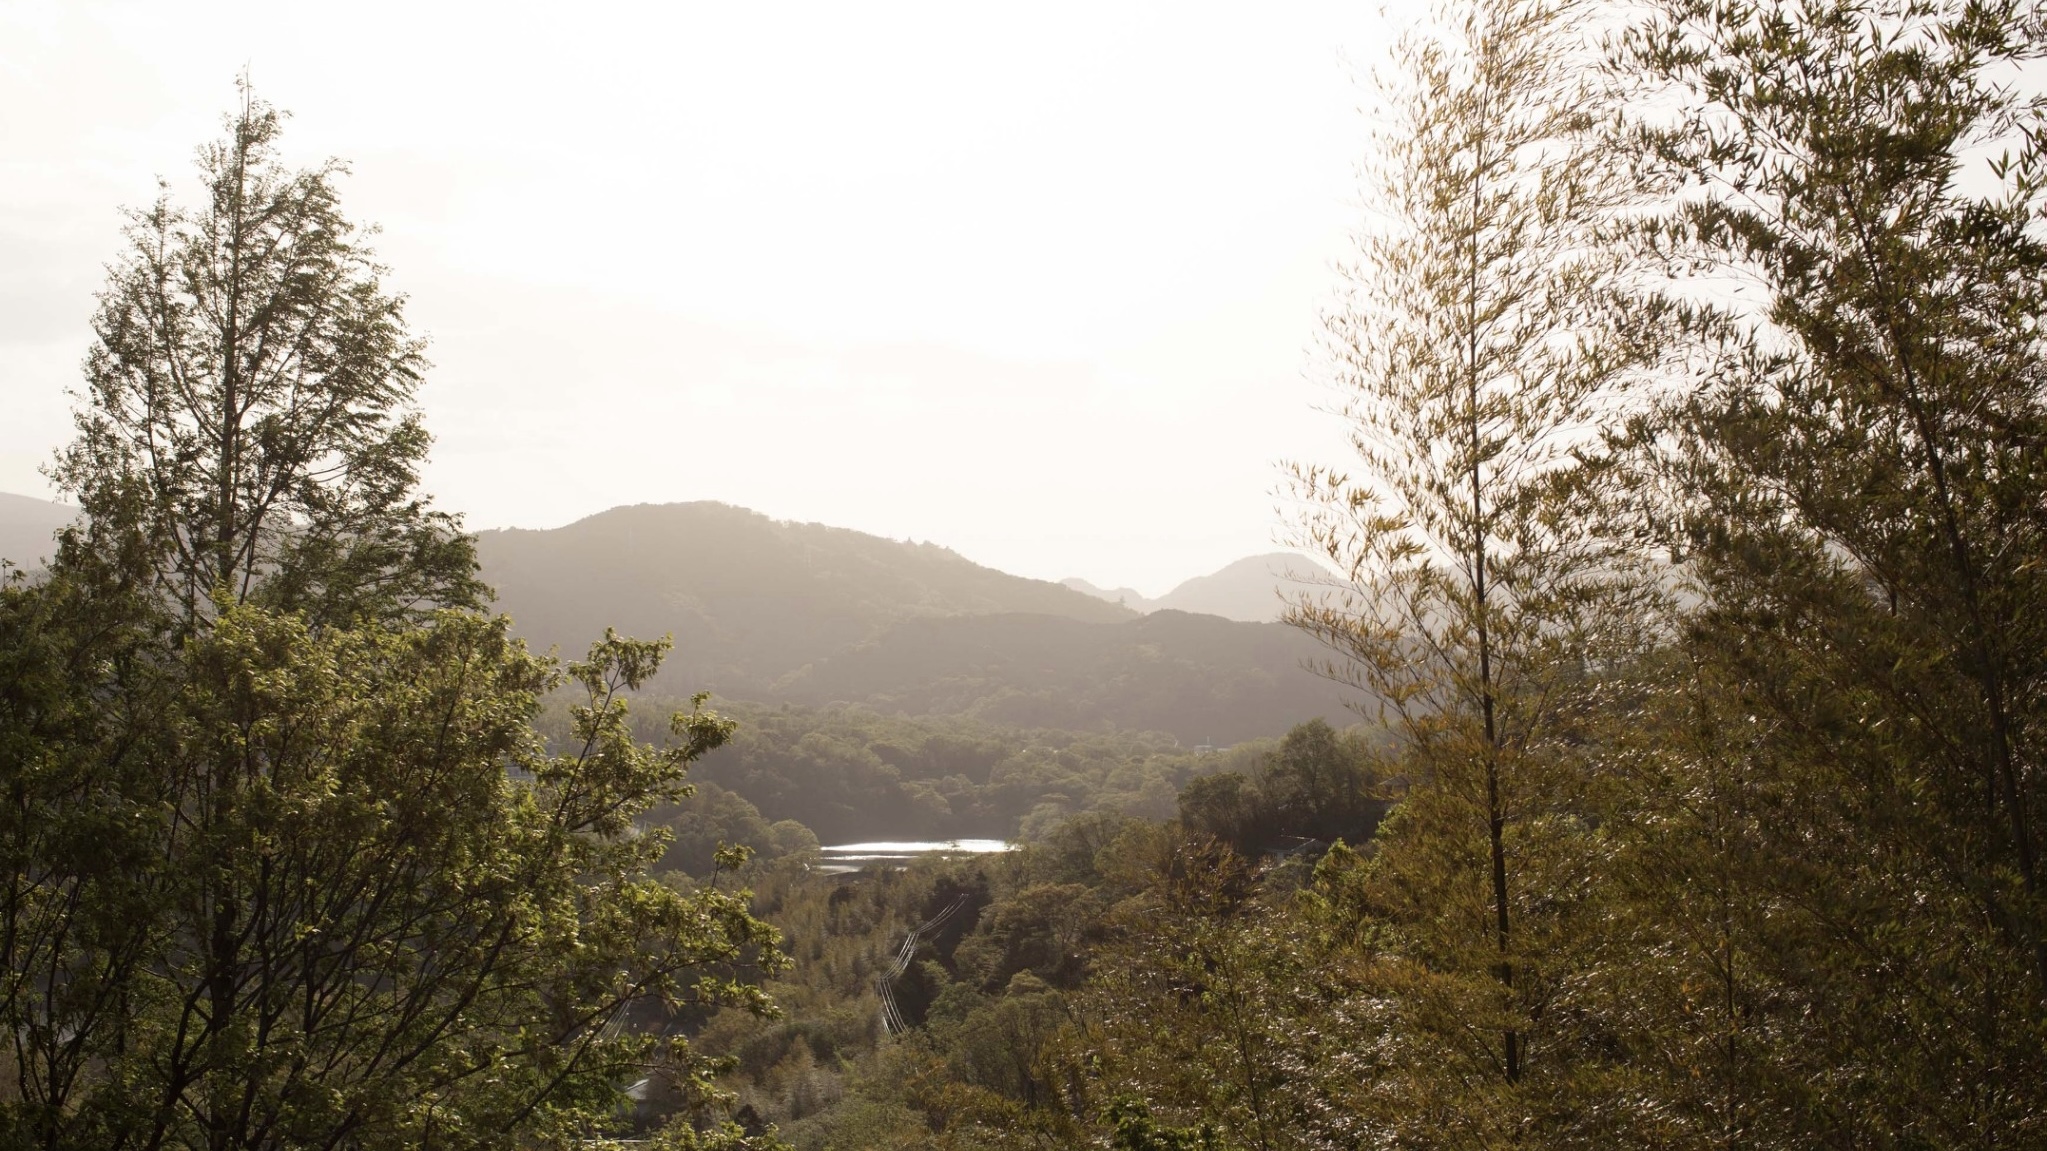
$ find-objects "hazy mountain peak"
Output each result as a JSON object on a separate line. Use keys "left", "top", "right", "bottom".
{"left": 1064, "top": 551, "right": 1340, "bottom": 623}
{"left": 0, "top": 492, "right": 79, "bottom": 571}
{"left": 1059, "top": 577, "right": 1153, "bottom": 610}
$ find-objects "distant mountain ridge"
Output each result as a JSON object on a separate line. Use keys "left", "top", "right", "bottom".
{"left": 2, "top": 492, "right": 1356, "bottom": 740}
{"left": 477, "top": 502, "right": 1136, "bottom": 698}
{"left": 1060, "top": 578, "right": 1151, "bottom": 611}
{"left": 477, "top": 502, "right": 1351, "bottom": 740}
{"left": 0, "top": 492, "right": 77, "bottom": 572}
{"left": 1062, "top": 551, "right": 1339, "bottom": 623}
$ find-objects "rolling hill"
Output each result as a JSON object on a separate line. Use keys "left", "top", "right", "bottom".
{"left": 4, "top": 493, "right": 1360, "bottom": 741}
{"left": 476, "top": 502, "right": 1136, "bottom": 698}
{"left": 477, "top": 503, "right": 1357, "bottom": 739}
{"left": 0, "top": 492, "right": 77, "bottom": 572}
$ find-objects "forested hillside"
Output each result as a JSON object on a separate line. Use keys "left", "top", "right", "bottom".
{"left": 477, "top": 501, "right": 1134, "bottom": 696}
{"left": 481, "top": 502, "right": 1342, "bottom": 739}
{"left": 636, "top": 704, "right": 1256, "bottom": 845}
{"left": 775, "top": 609, "right": 1341, "bottom": 743}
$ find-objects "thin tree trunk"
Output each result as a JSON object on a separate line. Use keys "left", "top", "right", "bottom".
{"left": 1466, "top": 137, "right": 1519, "bottom": 1084}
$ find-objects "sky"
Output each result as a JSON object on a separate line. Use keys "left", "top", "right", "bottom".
{"left": 0, "top": 0, "right": 1422, "bottom": 596}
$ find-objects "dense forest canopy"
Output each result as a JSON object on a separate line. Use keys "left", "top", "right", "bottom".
{"left": 5, "top": 1, "right": 2047, "bottom": 1148}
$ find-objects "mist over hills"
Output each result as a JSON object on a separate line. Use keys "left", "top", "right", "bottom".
{"left": 1063, "top": 551, "right": 1340, "bottom": 622}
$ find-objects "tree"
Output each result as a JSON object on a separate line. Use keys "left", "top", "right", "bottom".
{"left": 2, "top": 603, "right": 785, "bottom": 1150}
{"left": 1103, "top": 1099, "right": 1224, "bottom": 1151}
{"left": 1078, "top": 833, "right": 1374, "bottom": 1151}
{"left": 1256, "top": 719, "right": 1385, "bottom": 846}
{"left": 50, "top": 82, "right": 480, "bottom": 632}
{"left": 1173, "top": 722, "right": 1388, "bottom": 856}
{"left": 1287, "top": 0, "right": 1662, "bottom": 1132}
{"left": 1616, "top": 0, "right": 2047, "bottom": 1140}
{"left": 0, "top": 542, "right": 175, "bottom": 1150}
{"left": 2, "top": 89, "right": 786, "bottom": 1151}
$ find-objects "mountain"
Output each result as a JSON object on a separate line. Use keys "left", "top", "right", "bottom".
{"left": 477, "top": 503, "right": 1358, "bottom": 739}
{"left": 476, "top": 502, "right": 1134, "bottom": 698}
{"left": 1153, "top": 552, "right": 1339, "bottom": 621}
{"left": 1063, "top": 551, "right": 1340, "bottom": 623}
{"left": 1058, "top": 577, "right": 1151, "bottom": 612}
{"left": 773, "top": 608, "right": 1348, "bottom": 745}
{"left": 3, "top": 493, "right": 1355, "bottom": 740}
{"left": 0, "top": 492, "right": 77, "bottom": 572}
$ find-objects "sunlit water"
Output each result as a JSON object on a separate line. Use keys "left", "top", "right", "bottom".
{"left": 817, "top": 839, "right": 1011, "bottom": 873}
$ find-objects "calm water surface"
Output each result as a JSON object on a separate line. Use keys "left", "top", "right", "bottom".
{"left": 817, "top": 839, "right": 1011, "bottom": 873}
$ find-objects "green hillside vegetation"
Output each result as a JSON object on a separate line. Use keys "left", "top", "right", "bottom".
{"left": 11, "top": 0, "right": 2047, "bottom": 1146}
{"left": 604, "top": 703, "right": 1303, "bottom": 849}
{"left": 672, "top": 719, "right": 1397, "bottom": 1149}
{"left": 773, "top": 610, "right": 1345, "bottom": 744}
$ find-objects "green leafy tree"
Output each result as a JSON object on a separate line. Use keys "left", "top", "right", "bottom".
{"left": 1, "top": 603, "right": 784, "bottom": 1150}
{"left": 2, "top": 89, "right": 785, "bottom": 1151}
{"left": 50, "top": 83, "right": 480, "bottom": 631}
{"left": 0, "top": 545, "right": 176, "bottom": 1149}
{"left": 1078, "top": 834, "right": 1373, "bottom": 1151}
{"left": 1104, "top": 1099, "right": 1225, "bottom": 1151}
{"left": 1252, "top": 719, "right": 1387, "bottom": 847}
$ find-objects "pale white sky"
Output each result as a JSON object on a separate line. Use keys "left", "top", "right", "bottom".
{"left": 0, "top": 0, "right": 1419, "bottom": 595}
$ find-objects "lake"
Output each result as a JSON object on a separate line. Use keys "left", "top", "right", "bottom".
{"left": 817, "top": 839, "right": 1012, "bottom": 873}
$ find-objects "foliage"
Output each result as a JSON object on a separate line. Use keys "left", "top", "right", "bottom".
{"left": 0, "top": 581, "right": 785, "bottom": 1149}
{"left": 603, "top": 701, "right": 1276, "bottom": 845}
{"left": 1284, "top": 0, "right": 1666, "bottom": 1136}
{"left": 19, "top": 0, "right": 2047, "bottom": 1142}
{"left": 0, "top": 92, "right": 784, "bottom": 1151}
{"left": 1176, "top": 718, "right": 1393, "bottom": 856}
{"left": 671, "top": 724, "right": 1392, "bottom": 1150}
{"left": 1610, "top": 0, "right": 2047, "bottom": 1141}
{"left": 1104, "top": 1099, "right": 1226, "bottom": 1151}
{"left": 49, "top": 86, "right": 481, "bottom": 633}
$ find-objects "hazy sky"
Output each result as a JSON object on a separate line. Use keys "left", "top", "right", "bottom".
{"left": 1, "top": 0, "right": 1421, "bottom": 595}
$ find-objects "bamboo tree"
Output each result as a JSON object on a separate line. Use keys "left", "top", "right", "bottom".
{"left": 1618, "top": 0, "right": 2047, "bottom": 1141}
{"left": 1289, "top": 0, "right": 1662, "bottom": 1131}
